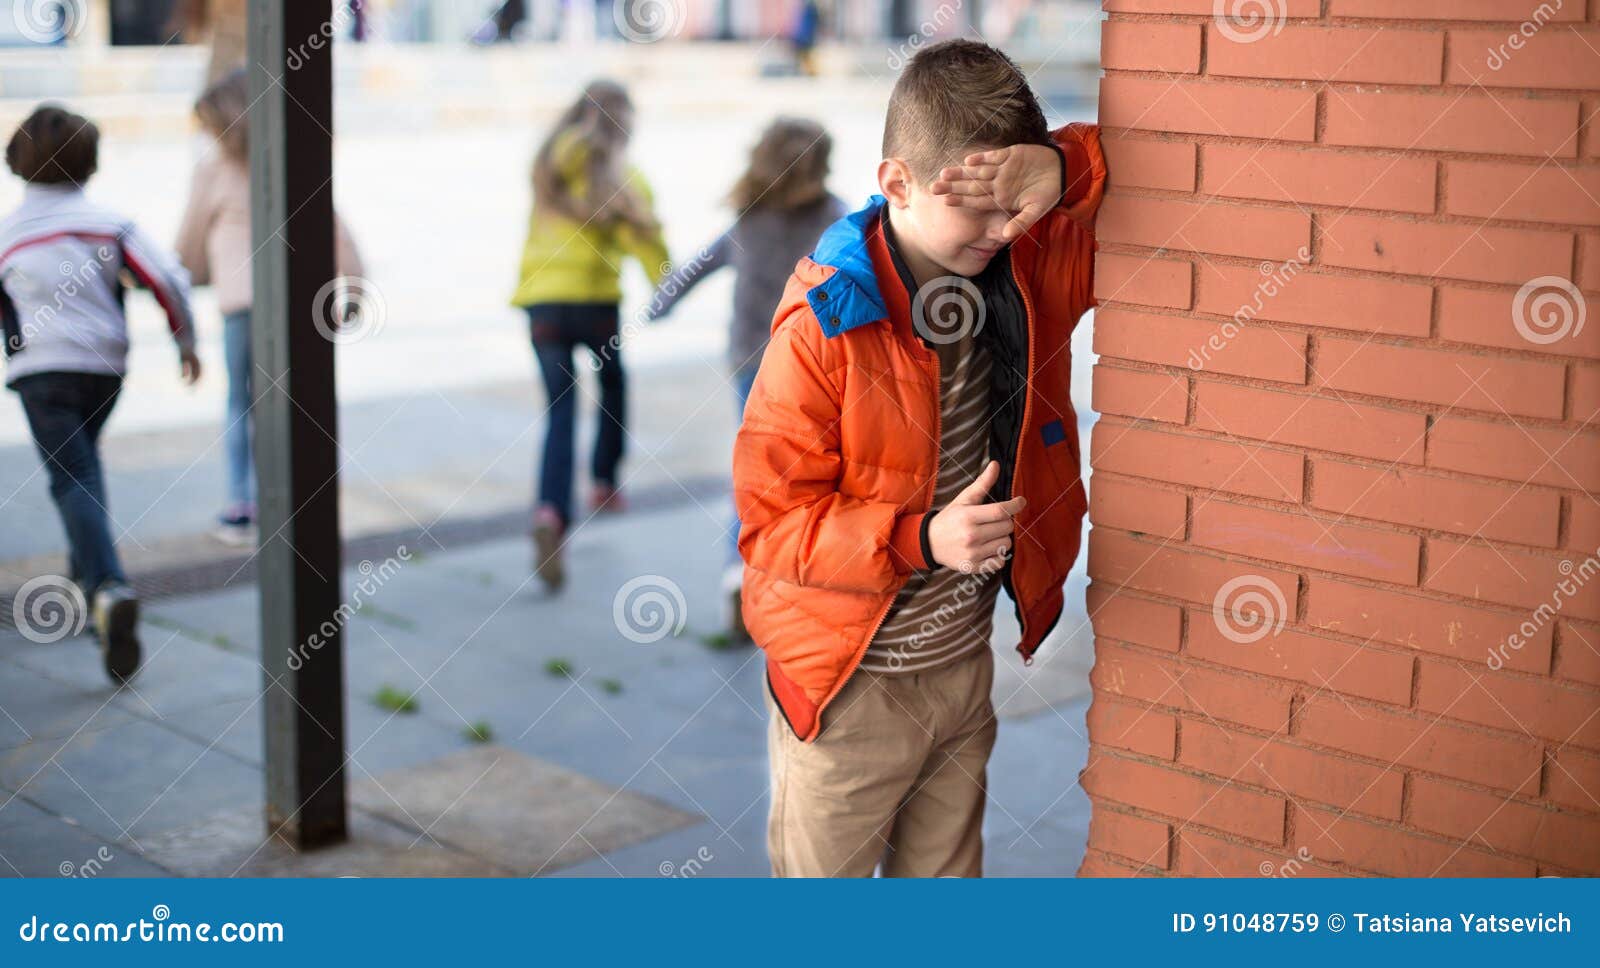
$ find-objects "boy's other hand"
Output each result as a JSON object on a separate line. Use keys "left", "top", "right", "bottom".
{"left": 927, "top": 459, "right": 1026, "bottom": 574}
{"left": 931, "top": 144, "right": 1062, "bottom": 242}
{"left": 180, "top": 349, "right": 202, "bottom": 386}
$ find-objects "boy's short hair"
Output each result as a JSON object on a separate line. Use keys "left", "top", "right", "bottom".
{"left": 6, "top": 105, "right": 99, "bottom": 187}
{"left": 882, "top": 39, "right": 1051, "bottom": 181}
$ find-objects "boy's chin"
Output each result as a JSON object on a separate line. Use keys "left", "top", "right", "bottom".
{"left": 937, "top": 247, "right": 997, "bottom": 278}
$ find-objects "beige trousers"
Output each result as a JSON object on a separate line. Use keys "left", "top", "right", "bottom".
{"left": 765, "top": 647, "right": 998, "bottom": 877}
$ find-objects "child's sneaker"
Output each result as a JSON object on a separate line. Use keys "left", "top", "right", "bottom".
{"left": 91, "top": 581, "right": 140, "bottom": 684}
{"left": 531, "top": 503, "right": 566, "bottom": 591}
{"left": 721, "top": 563, "right": 750, "bottom": 643}
{"left": 588, "top": 482, "right": 626, "bottom": 515}
{"left": 211, "top": 502, "right": 257, "bottom": 547}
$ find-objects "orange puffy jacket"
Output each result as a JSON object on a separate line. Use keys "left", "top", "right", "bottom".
{"left": 733, "top": 123, "right": 1107, "bottom": 742}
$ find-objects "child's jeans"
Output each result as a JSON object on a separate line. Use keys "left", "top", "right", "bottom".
{"left": 222, "top": 309, "right": 256, "bottom": 509}
{"left": 765, "top": 646, "right": 997, "bottom": 877}
{"left": 12, "top": 370, "right": 128, "bottom": 597}
{"left": 528, "top": 303, "right": 626, "bottom": 529}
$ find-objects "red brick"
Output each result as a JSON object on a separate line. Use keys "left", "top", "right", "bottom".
{"left": 1077, "top": 850, "right": 1144, "bottom": 877}
{"left": 1298, "top": 695, "right": 1543, "bottom": 796}
{"left": 1191, "top": 499, "right": 1420, "bottom": 584}
{"left": 1448, "top": 28, "right": 1600, "bottom": 91}
{"left": 1188, "top": 612, "right": 1414, "bottom": 705}
{"left": 1410, "top": 775, "right": 1600, "bottom": 869}
{"left": 1439, "top": 286, "right": 1600, "bottom": 361}
{"left": 1195, "top": 262, "right": 1432, "bottom": 337}
{"left": 1101, "top": 20, "right": 1201, "bottom": 74}
{"left": 1548, "top": 746, "right": 1600, "bottom": 814}
{"left": 1081, "top": 752, "right": 1287, "bottom": 843}
{"left": 1557, "top": 620, "right": 1600, "bottom": 688}
{"left": 1088, "top": 582, "right": 1184, "bottom": 652}
{"left": 1094, "top": 308, "right": 1307, "bottom": 383}
{"left": 1417, "top": 659, "right": 1600, "bottom": 749}
{"left": 1323, "top": 91, "right": 1579, "bottom": 159}
{"left": 1320, "top": 214, "right": 1574, "bottom": 286}
{"left": 1202, "top": 144, "right": 1435, "bottom": 214}
{"left": 1194, "top": 381, "right": 1427, "bottom": 463}
{"left": 1311, "top": 459, "right": 1560, "bottom": 548}
{"left": 1095, "top": 252, "right": 1193, "bottom": 309}
{"left": 1426, "top": 537, "right": 1600, "bottom": 621}
{"left": 1306, "top": 575, "right": 1554, "bottom": 674}
{"left": 1087, "top": 696, "right": 1179, "bottom": 760}
{"left": 1088, "top": 808, "right": 1173, "bottom": 870}
{"left": 1179, "top": 829, "right": 1349, "bottom": 878}
{"left": 1328, "top": 0, "right": 1582, "bottom": 19}
{"left": 1296, "top": 804, "right": 1536, "bottom": 877}
{"left": 1092, "top": 365, "right": 1188, "bottom": 424}
{"left": 1314, "top": 338, "right": 1566, "bottom": 419}
{"left": 1092, "top": 421, "right": 1304, "bottom": 502}
{"left": 1582, "top": 239, "right": 1600, "bottom": 292}
{"left": 1207, "top": 25, "right": 1443, "bottom": 84}
{"left": 1089, "top": 529, "right": 1300, "bottom": 615}
{"left": 1429, "top": 416, "right": 1600, "bottom": 491}
{"left": 1091, "top": 474, "right": 1188, "bottom": 540}
{"left": 1098, "top": 75, "right": 1316, "bottom": 142}
{"left": 1572, "top": 366, "right": 1600, "bottom": 424}
{"left": 1180, "top": 721, "right": 1404, "bottom": 819}
{"left": 1571, "top": 499, "right": 1600, "bottom": 552}
{"left": 1091, "top": 641, "right": 1295, "bottom": 733}
{"left": 1447, "top": 162, "right": 1600, "bottom": 227}
{"left": 1098, "top": 195, "right": 1311, "bottom": 262}
{"left": 1103, "top": 136, "right": 1197, "bottom": 193}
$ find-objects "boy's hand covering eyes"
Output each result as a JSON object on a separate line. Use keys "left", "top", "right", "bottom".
{"left": 930, "top": 143, "right": 1064, "bottom": 242}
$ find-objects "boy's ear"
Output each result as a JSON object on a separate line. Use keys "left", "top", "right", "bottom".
{"left": 877, "top": 157, "right": 914, "bottom": 208}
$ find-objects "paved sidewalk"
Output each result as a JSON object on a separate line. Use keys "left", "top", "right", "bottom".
{"left": 0, "top": 497, "right": 1095, "bottom": 878}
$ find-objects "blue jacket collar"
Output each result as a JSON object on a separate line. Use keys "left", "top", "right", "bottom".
{"left": 805, "top": 195, "right": 888, "bottom": 339}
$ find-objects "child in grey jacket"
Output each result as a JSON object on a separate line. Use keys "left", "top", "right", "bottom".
{"left": 647, "top": 117, "right": 843, "bottom": 641}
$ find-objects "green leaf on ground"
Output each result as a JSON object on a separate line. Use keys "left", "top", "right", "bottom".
{"left": 463, "top": 720, "right": 493, "bottom": 743}
{"left": 373, "top": 685, "right": 418, "bottom": 714}
{"left": 544, "top": 657, "right": 574, "bottom": 678}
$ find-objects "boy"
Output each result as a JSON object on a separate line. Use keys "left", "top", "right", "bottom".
{"left": 731, "top": 39, "right": 1105, "bottom": 877}
{"left": 2, "top": 105, "right": 200, "bottom": 683}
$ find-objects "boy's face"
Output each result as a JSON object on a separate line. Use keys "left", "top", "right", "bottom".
{"left": 879, "top": 151, "right": 1013, "bottom": 280}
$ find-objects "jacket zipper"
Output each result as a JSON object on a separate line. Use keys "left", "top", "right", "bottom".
{"left": 809, "top": 337, "right": 941, "bottom": 741}
{"left": 1007, "top": 256, "right": 1035, "bottom": 664}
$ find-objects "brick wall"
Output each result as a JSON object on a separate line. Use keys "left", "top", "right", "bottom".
{"left": 1082, "top": 0, "right": 1600, "bottom": 877}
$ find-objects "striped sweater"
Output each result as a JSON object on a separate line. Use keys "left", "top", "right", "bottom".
{"left": 0, "top": 184, "right": 195, "bottom": 388}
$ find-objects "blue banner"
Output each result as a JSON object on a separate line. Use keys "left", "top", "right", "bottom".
{"left": 1, "top": 877, "right": 1593, "bottom": 964}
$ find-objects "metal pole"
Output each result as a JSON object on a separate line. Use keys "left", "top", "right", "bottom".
{"left": 247, "top": 0, "right": 347, "bottom": 849}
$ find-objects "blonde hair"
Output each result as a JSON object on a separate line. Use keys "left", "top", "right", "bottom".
{"left": 531, "top": 80, "right": 654, "bottom": 231}
{"left": 195, "top": 67, "right": 249, "bottom": 163}
{"left": 728, "top": 117, "right": 832, "bottom": 215}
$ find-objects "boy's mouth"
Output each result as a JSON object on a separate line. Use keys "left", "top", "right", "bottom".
{"left": 964, "top": 243, "right": 1002, "bottom": 259}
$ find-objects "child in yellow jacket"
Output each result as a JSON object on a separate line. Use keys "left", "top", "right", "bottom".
{"left": 511, "top": 80, "right": 669, "bottom": 591}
